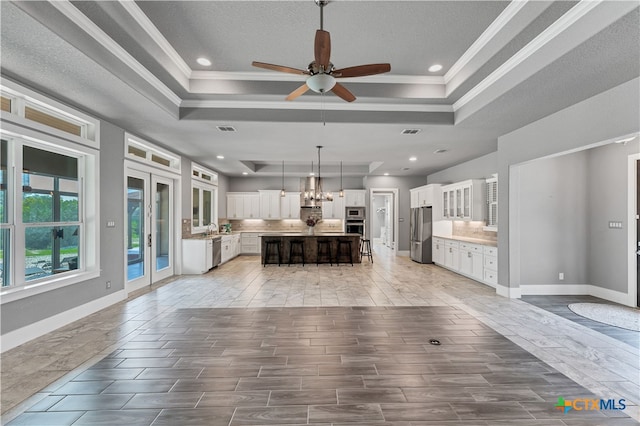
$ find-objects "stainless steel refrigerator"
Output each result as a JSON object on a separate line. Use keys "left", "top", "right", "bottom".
{"left": 410, "top": 206, "right": 433, "bottom": 263}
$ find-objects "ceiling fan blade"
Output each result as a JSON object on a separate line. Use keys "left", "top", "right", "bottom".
{"left": 331, "top": 83, "right": 356, "bottom": 102}
{"left": 314, "top": 30, "right": 331, "bottom": 70}
{"left": 286, "top": 83, "right": 310, "bottom": 101}
{"left": 251, "top": 61, "right": 308, "bottom": 75}
{"left": 333, "top": 63, "right": 391, "bottom": 78}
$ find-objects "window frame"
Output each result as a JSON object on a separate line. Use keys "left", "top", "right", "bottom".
{"left": 191, "top": 164, "right": 218, "bottom": 234}
{"left": 0, "top": 123, "right": 99, "bottom": 304}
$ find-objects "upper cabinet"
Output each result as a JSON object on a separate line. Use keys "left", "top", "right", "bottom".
{"left": 280, "top": 192, "right": 301, "bottom": 219}
{"left": 343, "top": 190, "right": 366, "bottom": 207}
{"left": 441, "top": 179, "right": 486, "bottom": 221}
{"left": 259, "top": 190, "right": 281, "bottom": 219}
{"left": 409, "top": 184, "right": 442, "bottom": 220}
{"left": 226, "top": 193, "right": 260, "bottom": 219}
{"left": 322, "top": 195, "right": 345, "bottom": 219}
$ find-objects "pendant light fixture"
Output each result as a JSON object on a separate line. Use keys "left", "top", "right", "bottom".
{"left": 280, "top": 160, "right": 286, "bottom": 197}
{"left": 315, "top": 145, "right": 333, "bottom": 202}
{"left": 339, "top": 161, "right": 344, "bottom": 198}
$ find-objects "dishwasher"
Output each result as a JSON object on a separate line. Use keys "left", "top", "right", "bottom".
{"left": 212, "top": 238, "right": 222, "bottom": 268}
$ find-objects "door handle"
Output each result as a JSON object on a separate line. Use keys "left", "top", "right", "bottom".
{"left": 148, "top": 233, "right": 152, "bottom": 248}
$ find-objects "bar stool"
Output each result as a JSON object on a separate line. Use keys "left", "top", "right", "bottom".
{"left": 263, "top": 239, "right": 281, "bottom": 267}
{"left": 316, "top": 240, "right": 333, "bottom": 266}
{"left": 288, "top": 239, "right": 305, "bottom": 266}
{"left": 336, "top": 239, "right": 353, "bottom": 266}
{"left": 360, "top": 238, "right": 373, "bottom": 263}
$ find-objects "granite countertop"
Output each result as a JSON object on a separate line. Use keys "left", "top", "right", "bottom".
{"left": 434, "top": 235, "right": 498, "bottom": 247}
{"left": 183, "top": 235, "right": 222, "bottom": 241}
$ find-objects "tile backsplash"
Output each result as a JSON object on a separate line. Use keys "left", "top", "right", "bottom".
{"left": 225, "top": 218, "right": 344, "bottom": 233}
{"left": 452, "top": 221, "right": 497, "bottom": 242}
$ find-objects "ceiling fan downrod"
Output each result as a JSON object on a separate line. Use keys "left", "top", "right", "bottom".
{"left": 315, "top": 0, "right": 328, "bottom": 30}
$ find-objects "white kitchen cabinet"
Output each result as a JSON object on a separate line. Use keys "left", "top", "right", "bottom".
{"left": 243, "top": 194, "right": 260, "bottom": 219}
{"left": 443, "top": 240, "right": 459, "bottom": 271}
{"left": 322, "top": 195, "right": 345, "bottom": 219}
{"left": 410, "top": 190, "right": 419, "bottom": 208}
{"left": 441, "top": 180, "right": 486, "bottom": 221}
{"left": 410, "top": 184, "right": 442, "bottom": 220}
{"left": 182, "top": 238, "right": 213, "bottom": 274}
{"left": 227, "top": 193, "right": 260, "bottom": 219}
{"left": 241, "top": 232, "right": 260, "bottom": 254}
{"left": 221, "top": 234, "right": 240, "bottom": 263}
{"left": 259, "top": 190, "right": 281, "bottom": 219}
{"left": 280, "top": 192, "right": 301, "bottom": 219}
{"left": 459, "top": 242, "right": 484, "bottom": 281}
{"left": 344, "top": 190, "right": 366, "bottom": 207}
{"left": 432, "top": 237, "right": 445, "bottom": 265}
{"left": 483, "top": 245, "right": 498, "bottom": 286}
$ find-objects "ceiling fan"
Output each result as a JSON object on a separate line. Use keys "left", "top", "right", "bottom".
{"left": 252, "top": 0, "right": 391, "bottom": 102}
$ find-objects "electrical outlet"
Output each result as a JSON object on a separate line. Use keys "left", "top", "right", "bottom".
{"left": 106, "top": 281, "right": 111, "bottom": 289}
{"left": 558, "top": 273, "right": 564, "bottom": 281}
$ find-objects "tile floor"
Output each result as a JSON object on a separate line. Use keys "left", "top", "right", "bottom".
{"left": 2, "top": 245, "right": 639, "bottom": 425}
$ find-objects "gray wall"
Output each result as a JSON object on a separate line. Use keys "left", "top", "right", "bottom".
{"left": 514, "top": 151, "right": 589, "bottom": 286}
{"left": 498, "top": 77, "right": 640, "bottom": 292}
{"left": 365, "top": 175, "right": 428, "bottom": 251}
{"left": 587, "top": 141, "right": 639, "bottom": 293}
{"left": 227, "top": 176, "right": 364, "bottom": 193}
{"left": 180, "top": 157, "right": 192, "bottom": 219}
{"left": 427, "top": 152, "right": 497, "bottom": 185}
{"left": 217, "top": 173, "right": 229, "bottom": 219}
{"left": 1, "top": 121, "right": 125, "bottom": 334}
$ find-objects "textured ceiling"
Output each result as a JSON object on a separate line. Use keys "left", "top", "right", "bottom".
{"left": 1, "top": 1, "right": 638, "bottom": 178}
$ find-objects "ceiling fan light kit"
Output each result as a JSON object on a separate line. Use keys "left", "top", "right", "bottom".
{"left": 252, "top": 0, "right": 390, "bottom": 102}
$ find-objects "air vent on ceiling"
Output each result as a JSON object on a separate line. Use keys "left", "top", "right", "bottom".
{"left": 434, "top": 149, "right": 447, "bottom": 154}
{"left": 401, "top": 129, "right": 420, "bottom": 135}
{"left": 216, "top": 125, "right": 236, "bottom": 132}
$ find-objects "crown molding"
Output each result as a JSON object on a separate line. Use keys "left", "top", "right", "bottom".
{"left": 118, "top": 0, "right": 192, "bottom": 84}
{"left": 48, "top": 0, "right": 182, "bottom": 107}
{"left": 444, "top": 0, "right": 528, "bottom": 85}
{"left": 180, "top": 99, "right": 453, "bottom": 113}
{"left": 190, "top": 71, "right": 444, "bottom": 86}
{"left": 453, "top": 0, "right": 604, "bottom": 112}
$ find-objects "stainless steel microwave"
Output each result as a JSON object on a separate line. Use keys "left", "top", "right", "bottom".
{"left": 345, "top": 207, "right": 365, "bottom": 220}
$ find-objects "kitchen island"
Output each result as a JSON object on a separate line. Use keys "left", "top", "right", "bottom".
{"left": 260, "top": 233, "right": 362, "bottom": 265}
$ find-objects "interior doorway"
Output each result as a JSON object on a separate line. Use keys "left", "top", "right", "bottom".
{"left": 369, "top": 188, "right": 398, "bottom": 255}
{"left": 636, "top": 158, "right": 639, "bottom": 307}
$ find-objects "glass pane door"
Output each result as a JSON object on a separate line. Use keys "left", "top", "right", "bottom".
{"left": 152, "top": 176, "right": 173, "bottom": 281}
{"left": 127, "top": 174, "right": 148, "bottom": 284}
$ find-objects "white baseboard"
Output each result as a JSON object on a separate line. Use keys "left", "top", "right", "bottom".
{"left": 397, "top": 250, "right": 410, "bottom": 257}
{"left": 496, "top": 285, "right": 521, "bottom": 299}
{"left": 520, "top": 284, "right": 632, "bottom": 306}
{"left": 0, "top": 290, "right": 127, "bottom": 353}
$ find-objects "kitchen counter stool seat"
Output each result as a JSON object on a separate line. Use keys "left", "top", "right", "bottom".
{"left": 264, "top": 239, "right": 282, "bottom": 267}
{"left": 316, "top": 240, "right": 333, "bottom": 266}
{"left": 337, "top": 239, "right": 353, "bottom": 266}
{"left": 288, "top": 240, "right": 305, "bottom": 266}
{"left": 360, "top": 238, "right": 373, "bottom": 263}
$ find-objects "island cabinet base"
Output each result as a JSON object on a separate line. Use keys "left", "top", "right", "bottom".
{"left": 260, "top": 234, "right": 362, "bottom": 265}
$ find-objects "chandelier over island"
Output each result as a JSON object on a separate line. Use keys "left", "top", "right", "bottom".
{"left": 303, "top": 146, "right": 333, "bottom": 204}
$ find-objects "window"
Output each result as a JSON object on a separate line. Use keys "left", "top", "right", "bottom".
{"left": 485, "top": 175, "right": 498, "bottom": 230}
{"left": 191, "top": 164, "right": 218, "bottom": 234}
{"left": 125, "top": 134, "right": 180, "bottom": 172}
{"left": 1, "top": 81, "right": 99, "bottom": 300}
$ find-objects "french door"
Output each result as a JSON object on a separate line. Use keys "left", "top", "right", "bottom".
{"left": 126, "top": 169, "right": 174, "bottom": 291}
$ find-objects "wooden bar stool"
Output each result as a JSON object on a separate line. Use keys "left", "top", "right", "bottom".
{"left": 264, "top": 239, "right": 281, "bottom": 267}
{"left": 336, "top": 240, "right": 353, "bottom": 266}
{"left": 288, "top": 240, "right": 305, "bottom": 266}
{"left": 316, "top": 240, "right": 333, "bottom": 266}
{"left": 360, "top": 238, "right": 373, "bottom": 263}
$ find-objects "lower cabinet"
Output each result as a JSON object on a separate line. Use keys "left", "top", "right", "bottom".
{"left": 221, "top": 234, "right": 241, "bottom": 264}
{"left": 182, "top": 238, "right": 214, "bottom": 274}
{"left": 432, "top": 237, "right": 497, "bottom": 287}
{"left": 241, "top": 232, "right": 261, "bottom": 255}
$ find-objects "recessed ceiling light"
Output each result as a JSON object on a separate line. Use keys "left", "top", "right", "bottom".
{"left": 197, "top": 57, "right": 212, "bottom": 66}
{"left": 216, "top": 155, "right": 225, "bottom": 159}
{"left": 409, "top": 156, "right": 417, "bottom": 162}
{"left": 428, "top": 64, "right": 443, "bottom": 72}
{"left": 433, "top": 149, "right": 447, "bottom": 154}
{"left": 242, "top": 172, "right": 248, "bottom": 175}
{"left": 383, "top": 172, "right": 389, "bottom": 176}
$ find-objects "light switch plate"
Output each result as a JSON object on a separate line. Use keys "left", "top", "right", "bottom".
{"left": 106, "top": 221, "right": 116, "bottom": 228}
{"left": 608, "top": 221, "right": 623, "bottom": 229}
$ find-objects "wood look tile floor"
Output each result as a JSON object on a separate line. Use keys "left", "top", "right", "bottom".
{"left": 2, "top": 245, "right": 639, "bottom": 425}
